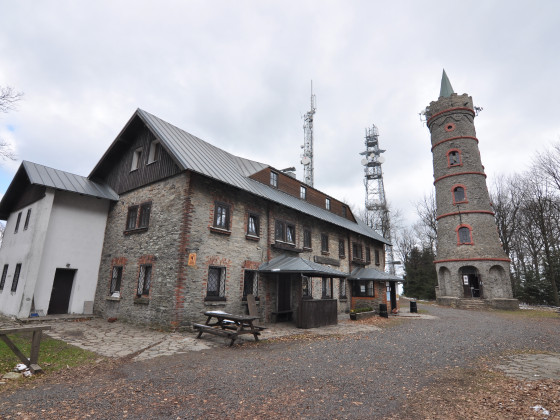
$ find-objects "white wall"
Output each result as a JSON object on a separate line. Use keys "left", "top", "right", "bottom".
{"left": 31, "top": 191, "right": 110, "bottom": 316}
{"left": 0, "top": 191, "right": 54, "bottom": 316}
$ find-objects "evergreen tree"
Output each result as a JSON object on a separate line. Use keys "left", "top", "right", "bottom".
{"left": 403, "top": 247, "right": 437, "bottom": 300}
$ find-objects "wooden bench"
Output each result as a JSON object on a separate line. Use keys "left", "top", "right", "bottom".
{"left": 0, "top": 325, "right": 52, "bottom": 373}
{"left": 194, "top": 311, "right": 266, "bottom": 346}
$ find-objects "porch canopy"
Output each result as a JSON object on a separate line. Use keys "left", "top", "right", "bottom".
{"left": 258, "top": 255, "right": 348, "bottom": 278}
{"left": 348, "top": 267, "right": 404, "bottom": 282}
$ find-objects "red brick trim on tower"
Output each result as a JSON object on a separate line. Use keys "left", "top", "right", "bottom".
{"left": 427, "top": 107, "right": 475, "bottom": 125}
{"left": 434, "top": 257, "right": 511, "bottom": 264}
{"left": 434, "top": 171, "right": 486, "bottom": 184}
{"left": 431, "top": 136, "right": 479, "bottom": 151}
{"left": 436, "top": 210, "right": 495, "bottom": 221}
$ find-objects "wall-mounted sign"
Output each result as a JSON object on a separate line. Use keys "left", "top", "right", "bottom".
{"left": 188, "top": 253, "right": 197, "bottom": 266}
{"left": 463, "top": 275, "right": 469, "bottom": 285}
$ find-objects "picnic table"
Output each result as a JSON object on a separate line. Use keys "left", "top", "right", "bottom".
{"left": 193, "top": 311, "right": 265, "bottom": 346}
{"left": 0, "top": 325, "right": 52, "bottom": 373}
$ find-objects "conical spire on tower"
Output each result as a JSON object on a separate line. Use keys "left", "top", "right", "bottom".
{"left": 439, "top": 69, "right": 454, "bottom": 98}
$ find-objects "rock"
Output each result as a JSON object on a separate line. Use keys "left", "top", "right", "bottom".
{"left": 2, "top": 372, "right": 22, "bottom": 380}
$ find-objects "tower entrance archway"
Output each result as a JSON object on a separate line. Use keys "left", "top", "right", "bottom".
{"left": 460, "top": 266, "right": 482, "bottom": 298}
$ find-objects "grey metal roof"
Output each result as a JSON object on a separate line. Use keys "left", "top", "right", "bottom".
{"left": 348, "top": 267, "right": 404, "bottom": 282}
{"left": 259, "top": 255, "right": 348, "bottom": 277}
{"left": 136, "top": 109, "right": 389, "bottom": 244}
{"left": 440, "top": 69, "right": 454, "bottom": 98}
{"left": 22, "top": 161, "right": 119, "bottom": 200}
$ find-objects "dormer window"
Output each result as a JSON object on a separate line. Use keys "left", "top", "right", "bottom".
{"left": 148, "top": 141, "right": 162, "bottom": 164}
{"left": 325, "top": 198, "right": 331, "bottom": 211}
{"left": 300, "top": 186, "right": 307, "bottom": 200}
{"left": 270, "top": 171, "right": 278, "bottom": 188}
{"left": 131, "top": 148, "right": 143, "bottom": 171}
{"left": 342, "top": 205, "right": 347, "bottom": 217}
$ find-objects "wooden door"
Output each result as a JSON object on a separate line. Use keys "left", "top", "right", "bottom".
{"left": 277, "top": 275, "right": 291, "bottom": 312}
{"left": 47, "top": 269, "right": 76, "bottom": 314}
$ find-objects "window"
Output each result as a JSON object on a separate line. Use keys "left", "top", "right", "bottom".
{"left": 322, "top": 278, "right": 332, "bottom": 298}
{"left": 24, "top": 209, "right": 31, "bottom": 230}
{"left": 303, "top": 229, "right": 312, "bottom": 249}
{"left": 300, "top": 186, "right": 307, "bottom": 200}
{"left": 207, "top": 266, "right": 226, "bottom": 299}
{"left": 453, "top": 186, "right": 466, "bottom": 203}
{"left": 247, "top": 213, "right": 259, "bottom": 237}
{"left": 270, "top": 171, "right": 278, "bottom": 188}
{"left": 243, "top": 270, "right": 258, "bottom": 299}
{"left": 148, "top": 141, "right": 162, "bottom": 163}
{"left": 11, "top": 263, "right": 21, "bottom": 292}
{"left": 0, "top": 264, "right": 8, "bottom": 291}
{"left": 339, "top": 239, "right": 345, "bottom": 258}
{"left": 352, "top": 280, "right": 375, "bottom": 297}
{"left": 286, "top": 224, "right": 295, "bottom": 244}
{"left": 321, "top": 233, "right": 329, "bottom": 253}
{"left": 136, "top": 264, "right": 152, "bottom": 297}
{"left": 126, "top": 205, "right": 139, "bottom": 230}
{"left": 214, "top": 202, "right": 230, "bottom": 230}
{"left": 275, "top": 220, "right": 295, "bottom": 244}
{"left": 325, "top": 198, "right": 331, "bottom": 210}
{"left": 352, "top": 242, "right": 363, "bottom": 261}
{"left": 448, "top": 150, "right": 461, "bottom": 166}
{"left": 339, "top": 278, "right": 347, "bottom": 299}
{"left": 302, "top": 275, "right": 311, "bottom": 298}
{"left": 457, "top": 226, "right": 473, "bottom": 245}
{"left": 342, "top": 205, "right": 347, "bottom": 217}
{"left": 365, "top": 246, "right": 371, "bottom": 264}
{"left": 374, "top": 249, "right": 380, "bottom": 266}
{"left": 138, "top": 202, "right": 151, "bottom": 228}
{"left": 14, "top": 212, "right": 22, "bottom": 233}
{"left": 110, "top": 266, "right": 123, "bottom": 295}
{"left": 131, "top": 147, "right": 143, "bottom": 171}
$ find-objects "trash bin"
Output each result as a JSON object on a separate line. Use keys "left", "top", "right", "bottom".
{"left": 379, "top": 303, "right": 388, "bottom": 318}
{"left": 410, "top": 301, "right": 418, "bottom": 313}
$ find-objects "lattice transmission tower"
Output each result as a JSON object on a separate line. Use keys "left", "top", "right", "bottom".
{"left": 361, "top": 125, "right": 396, "bottom": 275}
{"left": 301, "top": 82, "right": 316, "bottom": 187}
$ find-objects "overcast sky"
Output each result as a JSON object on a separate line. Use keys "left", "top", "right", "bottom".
{"left": 1, "top": 1, "right": 559, "bottom": 228}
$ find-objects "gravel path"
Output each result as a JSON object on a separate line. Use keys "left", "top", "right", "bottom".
{"left": 1, "top": 304, "right": 559, "bottom": 419}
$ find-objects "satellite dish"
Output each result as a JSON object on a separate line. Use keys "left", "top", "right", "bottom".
{"left": 301, "top": 156, "right": 311, "bottom": 165}
{"left": 378, "top": 156, "right": 386, "bottom": 164}
{"left": 361, "top": 158, "right": 368, "bottom": 166}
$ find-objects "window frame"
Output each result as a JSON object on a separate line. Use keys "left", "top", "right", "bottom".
{"left": 300, "top": 185, "right": 307, "bottom": 200}
{"left": 339, "top": 278, "right": 347, "bottom": 299}
{"left": 110, "top": 266, "right": 123, "bottom": 295}
{"left": 131, "top": 147, "right": 143, "bottom": 171}
{"left": 0, "top": 264, "right": 8, "bottom": 291}
{"left": 147, "top": 140, "right": 162, "bottom": 164}
{"left": 321, "top": 277, "right": 332, "bottom": 299}
{"left": 447, "top": 149, "right": 462, "bottom": 167}
{"left": 352, "top": 280, "right": 375, "bottom": 297}
{"left": 14, "top": 212, "right": 22, "bottom": 233}
{"left": 206, "top": 266, "right": 226, "bottom": 300}
{"left": 302, "top": 275, "right": 312, "bottom": 298}
{"left": 452, "top": 185, "right": 468, "bottom": 204}
{"left": 338, "top": 239, "right": 345, "bottom": 258}
{"left": 11, "top": 263, "right": 22, "bottom": 293}
{"left": 24, "top": 209, "right": 31, "bottom": 231}
{"left": 213, "top": 202, "right": 231, "bottom": 231}
{"left": 136, "top": 264, "right": 152, "bottom": 297}
{"left": 247, "top": 213, "right": 260, "bottom": 237}
{"left": 325, "top": 198, "right": 331, "bottom": 211}
{"left": 270, "top": 171, "right": 278, "bottom": 188}
{"left": 275, "top": 220, "right": 295, "bottom": 244}
{"left": 138, "top": 202, "right": 151, "bottom": 229}
{"left": 456, "top": 224, "right": 474, "bottom": 245}
{"left": 303, "top": 228, "right": 312, "bottom": 249}
{"left": 321, "top": 233, "right": 329, "bottom": 253}
{"left": 365, "top": 246, "right": 371, "bottom": 264}
{"left": 374, "top": 249, "right": 380, "bottom": 266}
{"left": 342, "top": 205, "right": 347, "bottom": 217}
{"left": 242, "top": 270, "right": 259, "bottom": 300}
{"left": 126, "top": 205, "right": 139, "bottom": 230}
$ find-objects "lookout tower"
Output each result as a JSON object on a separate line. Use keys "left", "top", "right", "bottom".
{"left": 424, "top": 70, "right": 517, "bottom": 310}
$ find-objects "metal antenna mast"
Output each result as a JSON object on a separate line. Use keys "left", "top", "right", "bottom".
{"left": 361, "top": 125, "right": 396, "bottom": 275}
{"left": 301, "top": 81, "right": 316, "bottom": 187}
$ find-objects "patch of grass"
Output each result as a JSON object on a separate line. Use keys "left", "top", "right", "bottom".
{"left": 494, "top": 309, "right": 559, "bottom": 319}
{"left": 0, "top": 332, "right": 101, "bottom": 375}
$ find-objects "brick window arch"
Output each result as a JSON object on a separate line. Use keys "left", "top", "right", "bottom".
{"left": 447, "top": 149, "right": 462, "bottom": 167}
{"left": 452, "top": 184, "right": 468, "bottom": 204}
{"left": 456, "top": 224, "right": 473, "bottom": 245}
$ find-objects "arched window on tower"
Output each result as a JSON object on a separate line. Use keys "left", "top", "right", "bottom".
{"left": 456, "top": 224, "right": 473, "bottom": 245}
{"left": 452, "top": 185, "right": 467, "bottom": 204}
{"left": 447, "top": 149, "right": 462, "bottom": 167}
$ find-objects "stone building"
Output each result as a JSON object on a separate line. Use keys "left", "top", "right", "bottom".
{"left": 90, "top": 109, "right": 401, "bottom": 328}
{"left": 425, "top": 71, "right": 517, "bottom": 309}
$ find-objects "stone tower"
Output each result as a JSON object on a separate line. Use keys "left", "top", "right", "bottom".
{"left": 424, "top": 70, "right": 517, "bottom": 309}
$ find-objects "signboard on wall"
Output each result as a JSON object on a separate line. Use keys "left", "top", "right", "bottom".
{"left": 463, "top": 275, "right": 469, "bottom": 285}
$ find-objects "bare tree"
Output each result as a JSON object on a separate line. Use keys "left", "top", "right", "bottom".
{"left": 0, "top": 85, "right": 23, "bottom": 160}
{"left": 415, "top": 190, "right": 438, "bottom": 252}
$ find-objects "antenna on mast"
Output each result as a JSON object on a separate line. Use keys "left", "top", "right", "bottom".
{"left": 301, "top": 81, "right": 316, "bottom": 187}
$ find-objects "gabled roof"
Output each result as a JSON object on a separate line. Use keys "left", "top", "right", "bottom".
{"left": 348, "top": 267, "right": 403, "bottom": 282}
{"left": 440, "top": 69, "right": 455, "bottom": 98}
{"left": 91, "top": 108, "right": 390, "bottom": 244}
{"left": 0, "top": 161, "right": 118, "bottom": 219}
{"left": 259, "top": 255, "right": 348, "bottom": 277}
